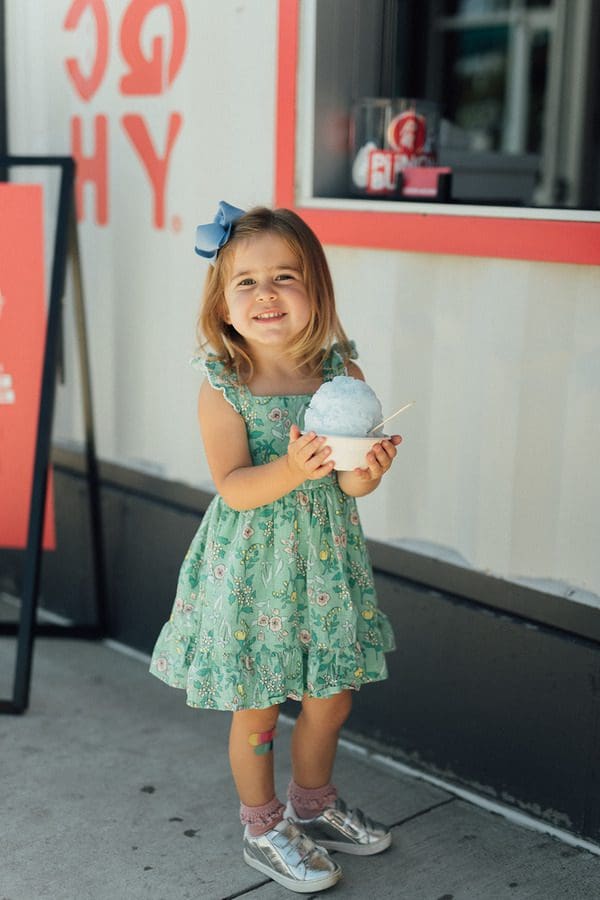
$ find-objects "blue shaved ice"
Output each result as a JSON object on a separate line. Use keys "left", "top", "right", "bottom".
{"left": 304, "top": 376, "right": 383, "bottom": 436}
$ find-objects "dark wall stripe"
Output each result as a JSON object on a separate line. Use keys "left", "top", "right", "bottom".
{"left": 50, "top": 445, "right": 600, "bottom": 645}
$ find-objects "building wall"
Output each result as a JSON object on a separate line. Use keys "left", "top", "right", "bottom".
{"left": 6, "top": 0, "right": 600, "bottom": 607}
{"left": 3, "top": 0, "right": 600, "bottom": 842}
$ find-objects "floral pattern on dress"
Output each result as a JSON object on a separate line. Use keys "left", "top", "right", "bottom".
{"left": 149, "top": 343, "right": 395, "bottom": 709}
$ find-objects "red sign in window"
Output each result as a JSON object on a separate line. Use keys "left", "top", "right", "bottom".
{"left": 0, "top": 184, "right": 56, "bottom": 550}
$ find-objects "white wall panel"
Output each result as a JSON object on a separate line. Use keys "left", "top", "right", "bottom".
{"left": 327, "top": 246, "right": 600, "bottom": 599}
{"left": 6, "top": 0, "right": 278, "bottom": 490}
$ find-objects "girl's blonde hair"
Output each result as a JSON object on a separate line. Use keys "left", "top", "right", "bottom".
{"left": 197, "top": 206, "right": 352, "bottom": 380}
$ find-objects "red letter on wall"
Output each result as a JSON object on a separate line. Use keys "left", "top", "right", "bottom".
{"left": 71, "top": 115, "right": 109, "bottom": 225}
{"left": 122, "top": 113, "right": 182, "bottom": 228}
{"left": 119, "top": 0, "right": 187, "bottom": 95}
{"left": 64, "top": 0, "right": 110, "bottom": 102}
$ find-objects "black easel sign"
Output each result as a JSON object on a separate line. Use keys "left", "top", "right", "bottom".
{"left": 0, "top": 183, "right": 56, "bottom": 549}
{"left": 0, "top": 157, "right": 106, "bottom": 715}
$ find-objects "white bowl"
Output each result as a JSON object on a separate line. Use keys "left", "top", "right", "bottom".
{"left": 323, "top": 433, "right": 388, "bottom": 471}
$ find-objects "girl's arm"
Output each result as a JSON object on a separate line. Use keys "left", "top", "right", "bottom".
{"left": 198, "top": 379, "right": 333, "bottom": 511}
{"left": 336, "top": 362, "right": 402, "bottom": 498}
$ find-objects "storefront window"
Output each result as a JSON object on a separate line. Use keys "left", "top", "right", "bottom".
{"left": 303, "top": 0, "right": 599, "bottom": 210}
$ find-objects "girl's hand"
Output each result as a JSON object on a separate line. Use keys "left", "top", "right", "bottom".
{"left": 287, "top": 424, "right": 334, "bottom": 481}
{"left": 353, "top": 434, "right": 402, "bottom": 482}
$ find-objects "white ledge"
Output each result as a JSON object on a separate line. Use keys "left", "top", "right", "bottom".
{"left": 296, "top": 195, "right": 600, "bottom": 223}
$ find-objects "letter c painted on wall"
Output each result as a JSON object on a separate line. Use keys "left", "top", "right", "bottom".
{"left": 119, "top": 0, "right": 187, "bottom": 95}
{"left": 64, "top": 0, "right": 110, "bottom": 102}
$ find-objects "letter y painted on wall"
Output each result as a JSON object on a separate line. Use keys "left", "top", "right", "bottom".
{"left": 122, "top": 113, "right": 183, "bottom": 228}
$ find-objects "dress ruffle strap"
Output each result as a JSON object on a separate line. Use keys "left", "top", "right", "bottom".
{"left": 193, "top": 353, "right": 245, "bottom": 414}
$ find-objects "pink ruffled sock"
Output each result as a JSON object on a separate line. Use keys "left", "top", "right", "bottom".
{"left": 240, "top": 795, "right": 286, "bottom": 837}
{"left": 287, "top": 779, "right": 338, "bottom": 819}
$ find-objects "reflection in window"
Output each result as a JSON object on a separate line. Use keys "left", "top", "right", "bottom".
{"left": 441, "top": 26, "right": 510, "bottom": 153}
{"left": 423, "top": 0, "right": 597, "bottom": 206}
{"left": 445, "top": 1, "right": 511, "bottom": 13}
{"left": 310, "top": 0, "right": 599, "bottom": 209}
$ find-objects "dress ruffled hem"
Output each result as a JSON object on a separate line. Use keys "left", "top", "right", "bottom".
{"left": 150, "top": 669, "right": 392, "bottom": 710}
{"left": 149, "top": 618, "right": 395, "bottom": 711}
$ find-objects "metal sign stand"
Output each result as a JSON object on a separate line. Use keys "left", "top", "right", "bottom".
{"left": 0, "top": 156, "right": 107, "bottom": 714}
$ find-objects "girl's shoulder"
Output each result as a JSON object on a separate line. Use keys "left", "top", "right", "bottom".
{"left": 322, "top": 340, "right": 358, "bottom": 379}
{"left": 191, "top": 353, "right": 244, "bottom": 413}
{"left": 191, "top": 351, "right": 234, "bottom": 380}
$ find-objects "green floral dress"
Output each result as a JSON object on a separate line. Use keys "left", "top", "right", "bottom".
{"left": 149, "top": 344, "right": 395, "bottom": 710}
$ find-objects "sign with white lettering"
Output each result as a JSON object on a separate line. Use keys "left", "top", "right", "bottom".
{"left": 0, "top": 184, "right": 56, "bottom": 549}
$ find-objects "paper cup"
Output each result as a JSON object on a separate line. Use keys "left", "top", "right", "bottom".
{"left": 323, "top": 434, "right": 388, "bottom": 471}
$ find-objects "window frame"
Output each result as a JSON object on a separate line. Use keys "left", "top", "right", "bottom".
{"left": 275, "top": 0, "right": 600, "bottom": 265}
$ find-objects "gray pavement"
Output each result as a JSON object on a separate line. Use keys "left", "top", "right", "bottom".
{"left": 2, "top": 622, "right": 600, "bottom": 900}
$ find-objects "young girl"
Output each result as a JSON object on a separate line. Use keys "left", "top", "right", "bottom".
{"left": 150, "top": 202, "right": 401, "bottom": 893}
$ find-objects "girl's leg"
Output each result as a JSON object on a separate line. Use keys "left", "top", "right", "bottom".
{"left": 236, "top": 703, "right": 343, "bottom": 890}
{"left": 229, "top": 705, "right": 280, "bottom": 805}
{"left": 287, "top": 690, "right": 391, "bottom": 856}
{"left": 290, "top": 690, "right": 352, "bottom": 790}
{"left": 230, "top": 705, "right": 283, "bottom": 835}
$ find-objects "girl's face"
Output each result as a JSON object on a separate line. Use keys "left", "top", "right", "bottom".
{"left": 222, "top": 232, "right": 312, "bottom": 356}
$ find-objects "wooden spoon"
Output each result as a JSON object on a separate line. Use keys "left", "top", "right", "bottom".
{"left": 368, "top": 401, "right": 415, "bottom": 435}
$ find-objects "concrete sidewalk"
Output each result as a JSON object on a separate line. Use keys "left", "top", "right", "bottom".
{"left": 2, "top": 627, "right": 600, "bottom": 900}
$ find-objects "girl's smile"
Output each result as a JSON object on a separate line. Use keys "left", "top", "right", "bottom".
{"left": 254, "top": 310, "right": 286, "bottom": 320}
{"left": 223, "top": 233, "right": 312, "bottom": 350}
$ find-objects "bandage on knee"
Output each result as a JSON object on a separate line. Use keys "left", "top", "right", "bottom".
{"left": 248, "top": 728, "right": 276, "bottom": 755}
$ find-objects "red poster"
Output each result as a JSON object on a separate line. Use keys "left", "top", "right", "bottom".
{"left": 0, "top": 184, "right": 56, "bottom": 550}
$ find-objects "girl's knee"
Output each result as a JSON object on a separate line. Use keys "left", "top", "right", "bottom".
{"left": 301, "top": 690, "right": 352, "bottom": 731}
{"left": 232, "top": 704, "right": 280, "bottom": 734}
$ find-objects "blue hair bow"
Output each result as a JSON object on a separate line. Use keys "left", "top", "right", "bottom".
{"left": 194, "top": 200, "right": 245, "bottom": 264}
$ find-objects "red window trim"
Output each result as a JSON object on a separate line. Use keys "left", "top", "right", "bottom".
{"left": 275, "top": 0, "right": 600, "bottom": 265}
